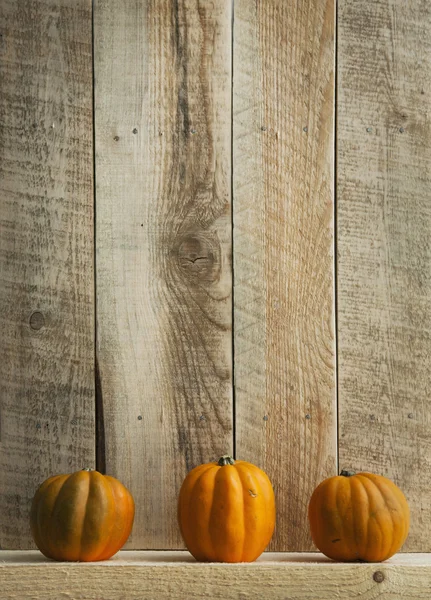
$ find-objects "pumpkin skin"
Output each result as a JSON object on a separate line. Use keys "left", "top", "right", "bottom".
{"left": 178, "top": 456, "right": 275, "bottom": 562}
{"left": 30, "top": 469, "right": 135, "bottom": 561}
{"left": 308, "top": 470, "right": 410, "bottom": 562}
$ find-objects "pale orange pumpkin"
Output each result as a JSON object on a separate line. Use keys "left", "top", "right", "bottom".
{"left": 308, "top": 470, "right": 410, "bottom": 562}
{"left": 178, "top": 455, "right": 276, "bottom": 562}
{"left": 30, "top": 468, "right": 135, "bottom": 561}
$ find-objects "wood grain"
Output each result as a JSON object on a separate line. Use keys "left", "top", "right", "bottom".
{"left": 0, "top": 0, "right": 94, "bottom": 549}
{"left": 233, "top": 0, "right": 336, "bottom": 550}
{"left": 94, "top": 0, "right": 232, "bottom": 549}
{"left": 2, "top": 552, "right": 431, "bottom": 600}
{"left": 337, "top": 0, "right": 431, "bottom": 551}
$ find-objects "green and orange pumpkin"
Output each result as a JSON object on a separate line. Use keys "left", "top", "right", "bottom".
{"left": 30, "top": 468, "right": 134, "bottom": 561}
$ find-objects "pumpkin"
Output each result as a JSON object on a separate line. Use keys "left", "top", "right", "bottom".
{"left": 178, "top": 455, "right": 275, "bottom": 562}
{"left": 30, "top": 468, "right": 135, "bottom": 561}
{"left": 308, "top": 470, "right": 410, "bottom": 562}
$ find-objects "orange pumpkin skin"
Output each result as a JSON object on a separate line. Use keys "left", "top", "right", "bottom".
{"left": 178, "top": 456, "right": 276, "bottom": 563}
{"left": 308, "top": 471, "right": 410, "bottom": 562}
{"left": 30, "top": 469, "right": 135, "bottom": 561}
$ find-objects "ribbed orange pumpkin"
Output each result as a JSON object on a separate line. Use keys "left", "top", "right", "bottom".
{"left": 30, "top": 469, "right": 135, "bottom": 561}
{"left": 178, "top": 455, "right": 275, "bottom": 562}
{"left": 308, "top": 470, "right": 410, "bottom": 562}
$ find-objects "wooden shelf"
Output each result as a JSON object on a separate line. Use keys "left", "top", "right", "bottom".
{"left": 1, "top": 551, "right": 431, "bottom": 599}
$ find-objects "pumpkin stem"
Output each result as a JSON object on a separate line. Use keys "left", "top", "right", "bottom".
{"left": 82, "top": 467, "right": 94, "bottom": 472}
{"left": 218, "top": 455, "right": 235, "bottom": 467}
{"left": 340, "top": 469, "right": 356, "bottom": 477}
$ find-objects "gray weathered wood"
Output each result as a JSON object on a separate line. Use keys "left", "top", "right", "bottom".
{"left": 338, "top": 0, "right": 431, "bottom": 551}
{"left": 94, "top": 0, "right": 232, "bottom": 549}
{"left": 0, "top": 0, "right": 95, "bottom": 549}
{"left": 233, "top": 0, "right": 337, "bottom": 550}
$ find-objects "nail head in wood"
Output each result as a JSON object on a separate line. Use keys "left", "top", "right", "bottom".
{"left": 114, "top": 135, "right": 120, "bottom": 141}
{"left": 373, "top": 571, "right": 385, "bottom": 583}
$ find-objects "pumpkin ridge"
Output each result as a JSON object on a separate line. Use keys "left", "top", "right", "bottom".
{"left": 358, "top": 476, "right": 377, "bottom": 561}
{"left": 106, "top": 476, "right": 135, "bottom": 560}
{"left": 208, "top": 465, "right": 230, "bottom": 561}
{"left": 350, "top": 476, "right": 369, "bottom": 560}
{"left": 234, "top": 463, "right": 258, "bottom": 561}
{"left": 77, "top": 471, "right": 92, "bottom": 560}
{"left": 370, "top": 476, "right": 394, "bottom": 561}
{"left": 193, "top": 466, "right": 218, "bottom": 561}
{"left": 364, "top": 474, "right": 406, "bottom": 560}
{"left": 188, "top": 463, "right": 218, "bottom": 558}
{"left": 384, "top": 477, "right": 410, "bottom": 554}
{"left": 211, "top": 464, "right": 243, "bottom": 562}
{"left": 93, "top": 476, "right": 134, "bottom": 561}
{"left": 201, "top": 466, "right": 217, "bottom": 560}
{"left": 334, "top": 476, "right": 350, "bottom": 559}
{"left": 84, "top": 473, "right": 113, "bottom": 561}
{"left": 362, "top": 475, "right": 396, "bottom": 560}
{"left": 48, "top": 475, "right": 77, "bottom": 560}
{"left": 35, "top": 475, "right": 68, "bottom": 559}
{"left": 339, "top": 476, "right": 353, "bottom": 560}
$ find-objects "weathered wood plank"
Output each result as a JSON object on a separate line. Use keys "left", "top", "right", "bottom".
{"left": 337, "top": 0, "right": 431, "bottom": 551}
{"left": 94, "top": 0, "right": 232, "bottom": 548}
{"left": 2, "top": 551, "right": 431, "bottom": 599}
{"left": 233, "top": 0, "right": 336, "bottom": 550}
{"left": 0, "top": 0, "right": 95, "bottom": 548}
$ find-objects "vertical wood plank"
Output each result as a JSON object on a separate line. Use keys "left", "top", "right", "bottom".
{"left": 94, "top": 0, "right": 232, "bottom": 549}
{"left": 0, "top": 0, "right": 95, "bottom": 548}
{"left": 338, "top": 0, "right": 431, "bottom": 551}
{"left": 233, "top": 0, "right": 336, "bottom": 550}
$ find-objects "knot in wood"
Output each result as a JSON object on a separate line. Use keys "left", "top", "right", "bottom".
{"left": 175, "top": 234, "right": 218, "bottom": 282}
{"left": 29, "top": 311, "right": 45, "bottom": 330}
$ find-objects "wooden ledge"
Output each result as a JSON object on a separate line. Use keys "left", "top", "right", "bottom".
{"left": 1, "top": 551, "right": 431, "bottom": 599}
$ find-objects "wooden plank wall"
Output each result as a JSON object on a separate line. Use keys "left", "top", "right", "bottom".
{"left": 1, "top": 0, "right": 430, "bottom": 553}
{"left": 337, "top": 0, "right": 431, "bottom": 551}
{"left": 233, "top": 0, "right": 336, "bottom": 550}
{"left": 0, "top": 0, "right": 95, "bottom": 548}
{"left": 94, "top": 0, "right": 232, "bottom": 549}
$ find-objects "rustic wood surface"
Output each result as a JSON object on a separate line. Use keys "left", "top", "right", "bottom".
{"left": 0, "top": 0, "right": 95, "bottom": 549}
{"left": 233, "top": 0, "right": 336, "bottom": 550}
{"left": 337, "top": 0, "right": 431, "bottom": 551}
{"left": 94, "top": 0, "right": 232, "bottom": 549}
{"left": 2, "top": 552, "right": 431, "bottom": 599}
